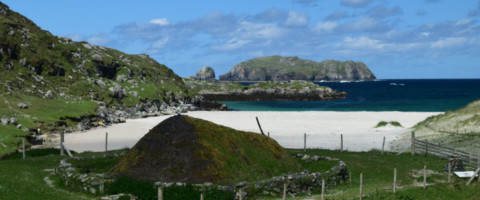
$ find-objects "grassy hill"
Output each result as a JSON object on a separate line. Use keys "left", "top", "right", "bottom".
{"left": 411, "top": 99, "right": 480, "bottom": 153}
{"left": 0, "top": 2, "right": 192, "bottom": 157}
{"left": 110, "top": 115, "right": 300, "bottom": 183}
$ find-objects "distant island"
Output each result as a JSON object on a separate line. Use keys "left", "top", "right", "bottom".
{"left": 219, "top": 56, "right": 376, "bottom": 82}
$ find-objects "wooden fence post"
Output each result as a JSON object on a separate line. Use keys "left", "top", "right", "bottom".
{"left": 255, "top": 117, "right": 265, "bottom": 136}
{"left": 411, "top": 132, "right": 415, "bottom": 155}
{"left": 466, "top": 168, "right": 480, "bottom": 185}
{"left": 158, "top": 185, "right": 163, "bottom": 200}
{"left": 382, "top": 136, "right": 386, "bottom": 155}
{"left": 268, "top": 132, "right": 270, "bottom": 137}
{"left": 304, "top": 133, "right": 306, "bottom": 152}
{"left": 321, "top": 179, "right": 325, "bottom": 200}
{"left": 282, "top": 182, "right": 287, "bottom": 200}
{"left": 393, "top": 168, "right": 397, "bottom": 194}
{"left": 105, "top": 132, "right": 108, "bottom": 156}
{"left": 448, "top": 162, "right": 451, "bottom": 183}
{"left": 341, "top": 134, "right": 343, "bottom": 152}
{"left": 423, "top": 165, "right": 427, "bottom": 189}
{"left": 60, "top": 129, "right": 65, "bottom": 156}
{"left": 359, "top": 173, "right": 363, "bottom": 200}
{"left": 469, "top": 152, "right": 472, "bottom": 166}
{"left": 239, "top": 188, "right": 243, "bottom": 200}
{"left": 22, "top": 138, "right": 25, "bottom": 160}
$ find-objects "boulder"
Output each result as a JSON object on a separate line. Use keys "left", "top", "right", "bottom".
{"left": 116, "top": 75, "right": 127, "bottom": 83}
{"left": 45, "top": 90, "right": 54, "bottom": 99}
{"left": 195, "top": 66, "right": 216, "bottom": 81}
{"left": 9, "top": 118, "right": 17, "bottom": 125}
{"left": 4, "top": 62, "right": 13, "bottom": 71}
{"left": 1, "top": 117, "right": 9, "bottom": 125}
{"left": 108, "top": 83, "right": 127, "bottom": 99}
{"left": 17, "top": 103, "right": 28, "bottom": 109}
{"left": 94, "top": 79, "right": 106, "bottom": 88}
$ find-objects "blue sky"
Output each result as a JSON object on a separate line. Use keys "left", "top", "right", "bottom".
{"left": 3, "top": 0, "right": 480, "bottom": 79}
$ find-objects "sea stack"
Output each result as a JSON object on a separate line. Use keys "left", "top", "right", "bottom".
{"left": 195, "top": 66, "right": 216, "bottom": 81}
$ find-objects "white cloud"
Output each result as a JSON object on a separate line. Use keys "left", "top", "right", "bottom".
{"left": 152, "top": 37, "right": 170, "bottom": 49}
{"left": 430, "top": 37, "right": 467, "bottom": 49}
{"left": 212, "top": 38, "right": 251, "bottom": 51}
{"left": 285, "top": 11, "right": 309, "bottom": 27}
{"left": 313, "top": 21, "right": 338, "bottom": 33}
{"left": 237, "top": 21, "right": 286, "bottom": 39}
{"left": 150, "top": 18, "right": 170, "bottom": 25}
{"left": 339, "top": 36, "right": 386, "bottom": 49}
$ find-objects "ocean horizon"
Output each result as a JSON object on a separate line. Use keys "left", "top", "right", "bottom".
{"left": 221, "top": 79, "right": 480, "bottom": 112}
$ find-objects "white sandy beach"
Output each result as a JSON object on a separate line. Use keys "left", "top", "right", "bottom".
{"left": 58, "top": 111, "right": 440, "bottom": 152}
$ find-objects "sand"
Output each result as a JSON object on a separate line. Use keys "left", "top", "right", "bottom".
{"left": 56, "top": 111, "right": 440, "bottom": 152}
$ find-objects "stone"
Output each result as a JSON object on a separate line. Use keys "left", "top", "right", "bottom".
{"left": 4, "top": 62, "right": 13, "bottom": 70}
{"left": 195, "top": 66, "right": 216, "bottom": 81}
{"left": 95, "top": 79, "right": 106, "bottom": 88}
{"left": 129, "top": 91, "right": 138, "bottom": 98}
{"left": 45, "top": 90, "right": 54, "bottom": 99}
{"left": 1, "top": 117, "right": 9, "bottom": 125}
{"left": 301, "top": 155, "right": 310, "bottom": 160}
{"left": 17, "top": 103, "right": 28, "bottom": 109}
{"left": 116, "top": 75, "right": 127, "bottom": 83}
{"left": 9, "top": 118, "right": 17, "bottom": 125}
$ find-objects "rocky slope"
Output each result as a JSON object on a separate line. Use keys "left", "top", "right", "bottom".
{"left": 219, "top": 56, "right": 376, "bottom": 82}
{"left": 109, "top": 115, "right": 299, "bottom": 183}
{"left": 0, "top": 2, "right": 221, "bottom": 156}
{"left": 185, "top": 79, "right": 346, "bottom": 101}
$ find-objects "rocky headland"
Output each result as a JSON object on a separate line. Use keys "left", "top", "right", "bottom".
{"left": 185, "top": 79, "right": 346, "bottom": 101}
{"left": 219, "top": 56, "right": 376, "bottom": 82}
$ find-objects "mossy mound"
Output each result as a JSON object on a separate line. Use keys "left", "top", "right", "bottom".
{"left": 110, "top": 115, "right": 300, "bottom": 184}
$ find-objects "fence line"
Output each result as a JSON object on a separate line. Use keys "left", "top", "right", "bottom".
{"left": 411, "top": 132, "right": 479, "bottom": 168}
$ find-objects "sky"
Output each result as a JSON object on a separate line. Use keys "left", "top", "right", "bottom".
{"left": 3, "top": 0, "right": 480, "bottom": 79}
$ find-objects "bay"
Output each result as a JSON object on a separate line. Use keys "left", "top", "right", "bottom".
{"left": 221, "top": 79, "right": 480, "bottom": 112}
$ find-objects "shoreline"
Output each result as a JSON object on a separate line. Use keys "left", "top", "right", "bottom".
{"left": 42, "top": 111, "right": 441, "bottom": 153}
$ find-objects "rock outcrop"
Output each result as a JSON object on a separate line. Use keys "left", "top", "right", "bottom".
{"left": 186, "top": 80, "right": 346, "bottom": 101}
{"left": 195, "top": 66, "right": 215, "bottom": 81}
{"left": 219, "top": 56, "right": 376, "bottom": 82}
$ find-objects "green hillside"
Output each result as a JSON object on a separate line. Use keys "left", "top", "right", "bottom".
{"left": 0, "top": 2, "right": 192, "bottom": 157}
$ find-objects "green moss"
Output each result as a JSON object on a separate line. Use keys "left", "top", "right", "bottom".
{"left": 184, "top": 116, "right": 300, "bottom": 183}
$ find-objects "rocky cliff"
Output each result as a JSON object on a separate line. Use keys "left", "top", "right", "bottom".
{"left": 219, "top": 56, "right": 376, "bottom": 82}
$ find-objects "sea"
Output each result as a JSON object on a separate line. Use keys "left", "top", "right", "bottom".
{"left": 221, "top": 79, "right": 480, "bottom": 112}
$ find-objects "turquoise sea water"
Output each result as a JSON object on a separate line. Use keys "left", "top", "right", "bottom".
{"left": 221, "top": 79, "right": 480, "bottom": 112}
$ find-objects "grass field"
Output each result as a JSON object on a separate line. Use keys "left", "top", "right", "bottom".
{"left": 0, "top": 148, "right": 479, "bottom": 200}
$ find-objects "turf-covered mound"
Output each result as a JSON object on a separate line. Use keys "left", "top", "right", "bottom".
{"left": 110, "top": 115, "right": 299, "bottom": 184}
